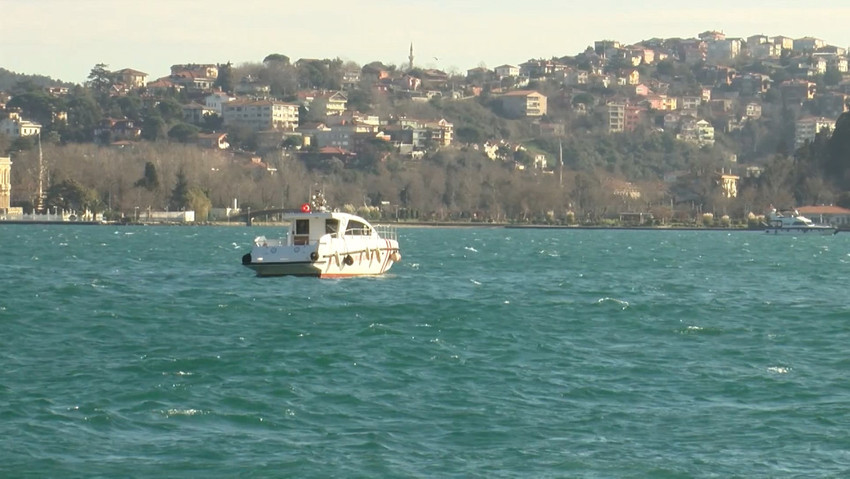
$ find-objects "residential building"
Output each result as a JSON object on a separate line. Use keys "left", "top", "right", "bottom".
{"left": 594, "top": 40, "right": 621, "bottom": 57}
{"left": 793, "top": 37, "right": 826, "bottom": 52}
{"left": 679, "top": 96, "right": 701, "bottom": 111}
{"left": 494, "top": 64, "right": 519, "bottom": 79}
{"left": 747, "top": 34, "right": 769, "bottom": 45}
{"left": 222, "top": 99, "right": 299, "bottom": 131}
{"left": 618, "top": 69, "right": 640, "bottom": 85}
{"left": 205, "top": 91, "right": 236, "bottom": 115}
{"left": 680, "top": 40, "right": 707, "bottom": 65}
{"left": 234, "top": 75, "right": 271, "bottom": 96}
{"left": 114, "top": 68, "right": 148, "bottom": 88}
{"left": 315, "top": 126, "right": 355, "bottom": 149}
{"left": 171, "top": 64, "right": 218, "bottom": 79}
{"left": 423, "top": 118, "right": 453, "bottom": 146}
{"left": 633, "top": 84, "right": 651, "bottom": 96}
{"left": 696, "top": 119, "right": 715, "bottom": 146}
{"left": 420, "top": 69, "right": 449, "bottom": 89}
{"left": 564, "top": 70, "right": 588, "bottom": 86}
{"left": 93, "top": 118, "right": 141, "bottom": 143}
{"left": 182, "top": 103, "right": 216, "bottom": 125}
{"left": 745, "top": 102, "right": 762, "bottom": 119}
{"left": 500, "top": 90, "right": 547, "bottom": 117}
{"left": 781, "top": 79, "right": 817, "bottom": 102}
{"left": 0, "top": 110, "right": 41, "bottom": 137}
{"left": 794, "top": 116, "right": 835, "bottom": 149}
{"left": 707, "top": 38, "right": 741, "bottom": 63}
{"left": 607, "top": 102, "right": 644, "bottom": 133}
{"left": 341, "top": 70, "right": 361, "bottom": 89}
{"left": 771, "top": 35, "right": 794, "bottom": 50}
{"left": 699, "top": 30, "right": 726, "bottom": 42}
{"left": 750, "top": 42, "right": 781, "bottom": 59}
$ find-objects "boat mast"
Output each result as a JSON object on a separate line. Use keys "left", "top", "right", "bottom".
{"left": 36, "top": 132, "right": 45, "bottom": 213}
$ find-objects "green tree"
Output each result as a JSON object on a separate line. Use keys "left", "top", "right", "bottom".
{"left": 214, "top": 62, "right": 234, "bottom": 92}
{"left": 824, "top": 66, "right": 843, "bottom": 87}
{"left": 134, "top": 161, "right": 160, "bottom": 191}
{"left": 168, "top": 123, "right": 200, "bottom": 143}
{"left": 87, "top": 63, "right": 113, "bottom": 92}
{"left": 186, "top": 186, "right": 212, "bottom": 221}
{"left": 63, "top": 92, "right": 102, "bottom": 142}
{"left": 45, "top": 179, "right": 102, "bottom": 212}
{"left": 140, "top": 112, "right": 166, "bottom": 141}
{"left": 169, "top": 169, "right": 190, "bottom": 210}
{"left": 263, "top": 54, "right": 290, "bottom": 65}
{"left": 455, "top": 126, "right": 484, "bottom": 144}
{"left": 6, "top": 90, "right": 56, "bottom": 128}
{"left": 156, "top": 99, "right": 183, "bottom": 123}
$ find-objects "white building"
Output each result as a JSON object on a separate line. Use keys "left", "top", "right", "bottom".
{"left": 205, "top": 92, "right": 236, "bottom": 115}
{"left": 222, "top": 100, "right": 299, "bottom": 131}
{"left": 0, "top": 112, "right": 41, "bottom": 137}
{"left": 795, "top": 117, "right": 835, "bottom": 149}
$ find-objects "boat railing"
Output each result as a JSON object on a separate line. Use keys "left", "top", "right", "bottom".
{"left": 254, "top": 236, "right": 285, "bottom": 247}
{"left": 373, "top": 225, "right": 397, "bottom": 241}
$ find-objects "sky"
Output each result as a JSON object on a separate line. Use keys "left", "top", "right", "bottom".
{"left": 4, "top": 0, "right": 850, "bottom": 84}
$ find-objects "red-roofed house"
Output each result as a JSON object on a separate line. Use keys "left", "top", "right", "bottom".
{"left": 796, "top": 205, "right": 850, "bottom": 226}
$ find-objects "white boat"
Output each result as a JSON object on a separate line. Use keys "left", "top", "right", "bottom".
{"left": 764, "top": 208, "right": 837, "bottom": 235}
{"left": 241, "top": 193, "right": 401, "bottom": 277}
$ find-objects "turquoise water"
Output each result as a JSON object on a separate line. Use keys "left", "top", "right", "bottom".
{"left": 2, "top": 224, "right": 850, "bottom": 478}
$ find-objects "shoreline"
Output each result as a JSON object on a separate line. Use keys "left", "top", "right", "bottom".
{"left": 2, "top": 219, "right": 835, "bottom": 233}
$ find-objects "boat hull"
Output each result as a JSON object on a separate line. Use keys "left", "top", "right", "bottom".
{"left": 242, "top": 240, "right": 400, "bottom": 278}
{"left": 764, "top": 227, "right": 837, "bottom": 235}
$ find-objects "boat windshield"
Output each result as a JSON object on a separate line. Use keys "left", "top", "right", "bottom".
{"left": 345, "top": 219, "right": 371, "bottom": 236}
{"left": 325, "top": 219, "right": 339, "bottom": 237}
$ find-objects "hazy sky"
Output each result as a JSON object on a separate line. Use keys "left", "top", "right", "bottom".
{"left": 4, "top": 0, "right": 850, "bottom": 84}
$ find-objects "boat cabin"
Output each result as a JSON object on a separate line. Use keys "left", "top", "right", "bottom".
{"left": 289, "top": 212, "right": 373, "bottom": 245}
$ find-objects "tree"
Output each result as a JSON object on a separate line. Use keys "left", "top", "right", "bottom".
{"left": 63, "top": 92, "right": 102, "bottom": 142}
{"left": 156, "top": 99, "right": 183, "bottom": 122}
{"left": 263, "top": 54, "right": 290, "bottom": 65}
{"left": 186, "top": 186, "right": 212, "bottom": 220}
{"left": 135, "top": 161, "right": 160, "bottom": 191}
{"left": 87, "top": 63, "right": 113, "bottom": 94}
{"left": 45, "top": 178, "right": 102, "bottom": 213}
{"left": 169, "top": 168, "right": 190, "bottom": 210}
{"left": 214, "top": 62, "right": 234, "bottom": 92}
{"left": 455, "top": 126, "right": 484, "bottom": 144}
{"left": 824, "top": 66, "right": 843, "bottom": 87}
{"left": 168, "top": 123, "right": 200, "bottom": 143}
{"left": 140, "top": 112, "right": 166, "bottom": 141}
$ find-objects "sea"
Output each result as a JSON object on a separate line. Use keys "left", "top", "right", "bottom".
{"left": 2, "top": 224, "right": 850, "bottom": 478}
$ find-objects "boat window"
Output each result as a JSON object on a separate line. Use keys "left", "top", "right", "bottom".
{"left": 325, "top": 219, "right": 339, "bottom": 236}
{"left": 294, "top": 219, "right": 311, "bottom": 245}
{"left": 295, "top": 219, "right": 310, "bottom": 235}
{"left": 346, "top": 219, "right": 368, "bottom": 235}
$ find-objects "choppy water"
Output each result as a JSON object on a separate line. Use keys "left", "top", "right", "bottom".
{"left": 2, "top": 224, "right": 850, "bottom": 478}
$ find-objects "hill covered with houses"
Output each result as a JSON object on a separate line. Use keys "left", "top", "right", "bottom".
{"left": 2, "top": 30, "right": 850, "bottom": 225}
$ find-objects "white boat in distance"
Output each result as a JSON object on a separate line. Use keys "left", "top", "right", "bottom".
{"left": 765, "top": 208, "right": 837, "bottom": 235}
{"left": 242, "top": 193, "right": 401, "bottom": 277}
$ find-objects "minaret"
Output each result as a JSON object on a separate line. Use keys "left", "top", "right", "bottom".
{"left": 408, "top": 42, "right": 414, "bottom": 71}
